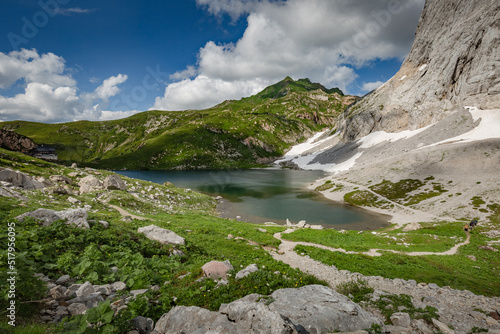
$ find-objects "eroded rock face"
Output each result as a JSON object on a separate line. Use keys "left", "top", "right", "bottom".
{"left": 0, "top": 129, "right": 36, "bottom": 154}
{"left": 153, "top": 285, "right": 383, "bottom": 334}
{"left": 339, "top": 0, "right": 500, "bottom": 141}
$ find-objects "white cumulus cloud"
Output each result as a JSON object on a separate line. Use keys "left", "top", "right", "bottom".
{"left": 153, "top": 0, "right": 424, "bottom": 111}
{"left": 0, "top": 49, "right": 132, "bottom": 123}
{"left": 361, "top": 81, "right": 384, "bottom": 92}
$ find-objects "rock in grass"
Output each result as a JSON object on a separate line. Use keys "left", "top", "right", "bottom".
{"left": 104, "top": 175, "right": 127, "bottom": 191}
{"left": 201, "top": 260, "right": 233, "bottom": 279}
{"left": 138, "top": 224, "right": 185, "bottom": 245}
{"left": 15, "top": 208, "right": 89, "bottom": 229}
{"left": 0, "top": 168, "right": 45, "bottom": 190}
{"left": 235, "top": 264, "right": 258, "bottom": 280}
{"left": 78, "top": 175, "right": 103, "bottom": 193}
{"left": 403, "top": 222, "right": 422, "bottom": 232}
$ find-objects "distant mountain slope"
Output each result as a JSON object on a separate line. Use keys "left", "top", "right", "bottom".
{"left": 338, "top": 0, "right": 500, "bottom": 142}
{"left": 0, "top": 78, "right": 356, "bottom": 170}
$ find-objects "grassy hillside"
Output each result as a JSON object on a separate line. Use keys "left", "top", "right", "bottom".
{"left": 0, "top": 78, "right": 356, "bottom": 170}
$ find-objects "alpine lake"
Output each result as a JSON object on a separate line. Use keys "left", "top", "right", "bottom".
{"left": 116, "top": 169, "right": 390, "bottom": 230}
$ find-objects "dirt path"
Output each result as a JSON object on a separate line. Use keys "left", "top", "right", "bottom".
{"left": 268, "top": 229, "right": 500, "bottom": 332}
{"left": 274, "top": 229, "right": 471, "bottom": 258}
{"left": 107, "top": 204, "right": 150, "bottom": 221}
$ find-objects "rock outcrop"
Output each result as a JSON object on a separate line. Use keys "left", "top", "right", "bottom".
{"left": 153, "top": 285, "right": 383, "bottom": 334}
{"left": 339, "top": 0, "right": 500, "bottom": 141}
{"left": 0, "top": 129, "right": 36, "bottom": 154}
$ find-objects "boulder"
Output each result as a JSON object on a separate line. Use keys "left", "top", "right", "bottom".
{"left": 55, "top": 274, "right": 71, "bottom": 285}
{"left": 235, "top": 264, "right": 259, "bottom": 280}
{"left": 104, "top": 175, "right": 127, "bottom": 191}
{"left": 111, "top": 281, "right": 127, "bottom": 292}
{"left": 403, "top": 222, "right": 422, "bottom": 232}
{"left": 0, "top": 168, "right": 45, "bottom": 190}
{"left": 154, "top": 306, "right": 239, "bottom": 334}
{"left": 16, "top": 208, "right": 90, "bottom": 229}
{"left": 49, "top": 175, "right": 73, "bottom": 185}
{"left": 67, "top": 303, "right": 88, "bottom": 316}
{"left": 219, "top": 294, "right": 297, "bottom": 333}
{"left": 131, "top": 316, "right": 155, "bottom": 334}
{"left": 202, "top": 260, "right": 233, "bottom": 279}
{"left": 50, "top": 286, "right": 67, "bottom": 300}
{"left": 67, "top": 196, "right": 80, "bottom": 204}
{"left": 76, "top": 281, "right": 95, "bottom": 298}
{"left": 137, "top": 225, "right": 185, "bottom": 245}
{"left": 310, "top": 224, "right": 324, "bottom": 230}
{"left": 153, "top": 285, "right": 382, "bottom": 334}
{"left": 390, "top": 312, "right": 411, "bottom": 328}
{"left": 78, "top": 175, "right": 103, "bottom": 193}
{"left": 296, "top": 220, "right": 306, "bottom": 228}
{"left": 268, "top": 285, "right": 382, "bottom": 332}
{"left": 431, "top": 319, "right": 455, "bottom": 334}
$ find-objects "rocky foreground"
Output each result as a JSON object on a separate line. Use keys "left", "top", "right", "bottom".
{"left": 1, "top": 164, "right": 499, "bottom": 333}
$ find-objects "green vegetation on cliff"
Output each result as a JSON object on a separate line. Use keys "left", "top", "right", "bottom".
{"left": 0, "top": 78, "right": 355, "bottom": 170}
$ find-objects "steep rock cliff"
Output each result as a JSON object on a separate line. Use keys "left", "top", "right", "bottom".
{"left": 339, "top": 0, "right": 500, "bottom": 141}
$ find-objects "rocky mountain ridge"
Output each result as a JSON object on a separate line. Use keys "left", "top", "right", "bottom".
{"left": 338, "top": 0, "right": 500, "bottom": 141}
{"left": 0, "top": 78, "right": 354, "bottom": 170}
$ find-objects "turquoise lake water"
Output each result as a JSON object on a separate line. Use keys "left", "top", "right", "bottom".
{"left": 116, "top": 169, "right": 389, "bottom": 230}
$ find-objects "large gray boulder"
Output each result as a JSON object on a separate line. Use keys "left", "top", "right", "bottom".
{"left": 104, "top": 175, "right": 127, "bottom": 191}
{"left": 153, "top": 285, "right": 383, "bottom": 334}
{"left": 219, "top": 294, "right": 298, "bottom": 334}
{"left": 137, "top": 225, "right": 185, "bottom": 245}
{"left": 268, "top": 285, "right": 382, "bottom": 333}
{"left": 154, "top": 306, "right": 240, "bottom": 334}
{"left": 78, "top": 175, "right": 103, "bottom": 193}
{"left": 0, "top": 168, "right": 45, "bottom": 190}
{"left": 16, "top": 208, "right": 89, "bottom": 229}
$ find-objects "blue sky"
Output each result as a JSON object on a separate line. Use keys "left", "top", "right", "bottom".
{"left": 0, "top": 0, "right": 425, "bottom": 123}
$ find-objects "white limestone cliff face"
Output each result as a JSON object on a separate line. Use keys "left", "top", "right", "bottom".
{"left": 339, "top": 0, "right": 500, "bottom": 141}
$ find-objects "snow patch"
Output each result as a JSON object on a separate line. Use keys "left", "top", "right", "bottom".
{"left": 358, "top": 126, "right": 431, "bottom": 149}
{"left": 400, "top": 75, "right": 407, "bottom": 81}
{"left": 419, "top": 64, "right": 428, "bottom": 71}
{"left": 280, "top": 130, "right": 329, "bottom": 159}
{"left": 422, "top": 107, "right": 500, "bottom": 148}
{"left": 288, "top": 152, "right": 363, "bottom": 174}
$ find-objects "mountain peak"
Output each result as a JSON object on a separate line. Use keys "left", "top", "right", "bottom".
{"left": 254, "top": 77, "right": 343, "bottom": 100}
